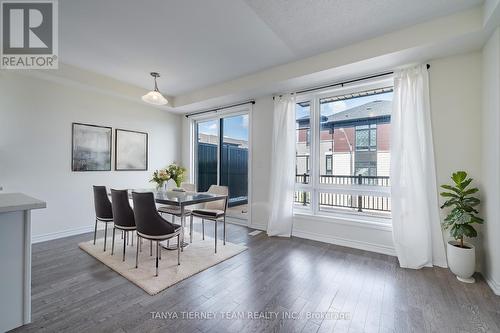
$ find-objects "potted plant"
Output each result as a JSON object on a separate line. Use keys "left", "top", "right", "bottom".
{"left": 166, "top": 163, "right": 187, "bottom": 190}
{"left": 440, "top": 171, "right": 483, "bottom": 283}
{"left": 150, "top": 169, "right": 170, "bottom": 190}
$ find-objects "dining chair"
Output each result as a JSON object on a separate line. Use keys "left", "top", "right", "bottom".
{"left": 189, "top": 185, "right": 228, "bottom": 253}
{"left": 92, "top": 185, "right": 113, "bottom": 251}
{"left": 157, "top": 183, "right": 196, "bottom": 223}
{"left": 157, "top": 183, "right": 195, "bottom": 247}
{"left": 132, "top": 192, "right": 181, "bottom": 276}
{"left": 110, "top": 189, "right": 138, "bottom": 261}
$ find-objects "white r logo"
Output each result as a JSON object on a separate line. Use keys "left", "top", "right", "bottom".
{"left": 9, "top": 8, "right": 48, "bottom": 48}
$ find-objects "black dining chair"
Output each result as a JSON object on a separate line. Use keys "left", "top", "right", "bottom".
{"left": 190, "top": 185, "right": 228, "bottom": 253}
{"left": 110, "top": 189, "right": 137, "bottom": 262}
{"left": 93, "top": 185, "right": 113, "bottom": 251}
{"left": 132, "top": 192, "right": 181, "bottom": 276}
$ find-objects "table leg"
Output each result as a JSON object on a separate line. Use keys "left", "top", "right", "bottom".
{"left": 180, "top": 204, "right": 186, "bottom": 252}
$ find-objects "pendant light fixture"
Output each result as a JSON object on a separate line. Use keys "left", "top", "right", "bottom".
{"left": 142, "top": 72, "right": 168, "bottom": 105}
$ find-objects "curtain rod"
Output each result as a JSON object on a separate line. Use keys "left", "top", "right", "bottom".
{"left": 185, "top": 100, "right": 255, "bottom": 118}
{"left": 274, "top": 64, "right": 430, "bottom": 99}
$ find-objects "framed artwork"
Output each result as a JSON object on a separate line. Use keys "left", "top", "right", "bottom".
{"left": 72, "top": 123, "right": 112, "bottom": 171}
{"left": 115, "top": 129, "right": 148, "bottom": 171}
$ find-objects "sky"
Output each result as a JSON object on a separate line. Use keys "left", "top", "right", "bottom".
{"left": 198, "top": 114, "right": 249, "bottom": 141}
{"left": 296, "top": 91, "right": 393, "bottom": 119}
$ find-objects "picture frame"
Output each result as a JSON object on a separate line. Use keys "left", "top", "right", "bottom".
{"left": 115, "top": 129, "right": 148, "bottom": 171}
{"left": 71, "top": 123, "right": 112, "bottom": 171}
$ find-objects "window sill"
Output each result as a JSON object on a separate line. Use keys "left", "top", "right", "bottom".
{"left": 293, "top": 211, "right": 392, "bottom": 231}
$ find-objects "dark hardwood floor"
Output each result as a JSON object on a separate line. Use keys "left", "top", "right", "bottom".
{"left": 12, "top": 221, "right": 500, "bottom": 333}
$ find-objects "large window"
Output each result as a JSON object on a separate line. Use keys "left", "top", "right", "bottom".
{"left": 294, "top": 83, "right": 392, "bottom": 218}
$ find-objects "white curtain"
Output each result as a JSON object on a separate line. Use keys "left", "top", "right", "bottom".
{"left": 391, "top": 65, "right": 447, "bottom": 269}
{"left": 267, "top": 94, "right": 296, "bottom": 237}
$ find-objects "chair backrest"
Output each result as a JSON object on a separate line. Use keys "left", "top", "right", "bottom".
{"left": 93, "top": 185, "right": 112, "bottom": 219}
{"left": 205, "top": 185, "right": 228, "bottom": 211}
{"left": 132, "top": 192, "right": 175, "bottom": 236}
{"left": 111, "top": 189, "right": 135, "bottom": 228}
{"left": 182, "top": 183, "right": 196, "bottom": 192}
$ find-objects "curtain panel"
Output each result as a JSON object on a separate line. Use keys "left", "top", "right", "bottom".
{"left": 267, "top": 94, "right": 296, "bottom": 237}
{"left": 391, "top": 65, "right": 447, "bottom": 269}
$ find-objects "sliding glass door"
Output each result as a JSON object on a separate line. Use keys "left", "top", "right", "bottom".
{"left": 195, "top": 112, "right": 249, "bottom": 221}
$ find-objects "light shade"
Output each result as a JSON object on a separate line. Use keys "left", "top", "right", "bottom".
{"left": 141, "top": 90, "right": 168, "bottom": 105}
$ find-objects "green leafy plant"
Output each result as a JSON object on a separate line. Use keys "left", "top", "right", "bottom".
{"left": 166, "top": 163, "right": 186, "bottom": 188}
{"left": 440, "top": 171, "right": 483, "bottom": 248}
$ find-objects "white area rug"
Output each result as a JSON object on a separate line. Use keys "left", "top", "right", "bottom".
{"left": 79, "top": 233, "right": 247, "bottom": 295}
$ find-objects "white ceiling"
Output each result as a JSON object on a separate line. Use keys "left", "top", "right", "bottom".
{"left": 60, "top": 0, "right": 482, "bottom": 97}
{"left": 243, "top": 0, "right": 483, "bottom": 57}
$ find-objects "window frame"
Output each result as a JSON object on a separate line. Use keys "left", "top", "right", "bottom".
{"left": 294, "top": 78, "right": 393, "bottom": 220}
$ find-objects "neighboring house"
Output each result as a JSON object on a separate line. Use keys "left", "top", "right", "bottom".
{"left": 198, "top": 133, "right": 248, "bottom": 148}
{"left": 296, "top": 100, "right": 391, "bottom": 179}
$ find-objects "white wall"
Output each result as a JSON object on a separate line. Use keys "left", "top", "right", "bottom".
{"left": 0, "top": 72, "right": 182, "bottom": 242}
{"left": 428, "top": 52, "right": 484, "bottom": 268}
{"left": 481, "top": 27, "right": 500, "bottom": 294}
{"left": 249, "top": 97, "right": 273, "bottom": 229}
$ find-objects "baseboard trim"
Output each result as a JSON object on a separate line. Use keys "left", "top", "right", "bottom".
{"left": 292, "top": 229, "right": 396, "bottom": 256}
{"left": 248, "top": 223, "right": 266, "bottom": 231}
{"left": 32, "top": 225, "right": 95, "bottom": 244}
{"left": 226, "top": 217, "right": 249, "bottom": 227}
{"left": 485, "top": 276, "right": 500, "bottom": 296}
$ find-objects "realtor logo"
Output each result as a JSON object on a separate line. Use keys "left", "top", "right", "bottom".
{"left": 1, "top": 0, "right": 58, "bottom": 69}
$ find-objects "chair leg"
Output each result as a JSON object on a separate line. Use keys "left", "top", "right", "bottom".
{"left": 155, "top": 241, "right": 159, "bottom": 277}
{"left": 190, "top": 215, "right": 193, "bottom": 243}
{"left": 135, "top": 235, "right": 140, "bottom": 268}
{"left": 111, "top": 227, "right": 116, "bottom": 255}
{"left": 223, "top": 216, "right": 226, "bottom": 246}
{"left": 121, "top": 230, "right": 124, "bottom": 239}
{"left": 93, "top": 219, "right": 98, "bottom": 245}
{"left": 177, "top": 234, "right": 180, "bottom": 265}
{"left": 131, "top": 231, "right": 134, "bottom": 246}
{"left": 202, "top": 219, "right": 205, "bottom": 240}
{"left": 150, "top": 240, "right": 152, "bottom": 256}
{"left": 103, "top": 223, "right": 108, "bottom": 252}
{"left": 126, "top": 231, "right": 129, "bottom": 245}
{"left": 122, "top": 231, "right": 126, "bottom": 262}
{"left": 140, "top": 237, "right": 142, "bottom": 252}
{"left": 215, "top": 220, "right": 217, "bottom": 254}
{"left": 159, "top": 242, "right": 162, "bottom": 260}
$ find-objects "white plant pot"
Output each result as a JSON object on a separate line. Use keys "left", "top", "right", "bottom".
{"left": 447, "top": 240, "right": 475, "bottom": 283}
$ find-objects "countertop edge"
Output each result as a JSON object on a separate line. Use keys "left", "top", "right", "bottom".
{"left": 0, "top": 193, "right": 47, "bottom": 213}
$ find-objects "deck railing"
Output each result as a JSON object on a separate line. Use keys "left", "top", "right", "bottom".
{"left": 294, "top": 174, "right": 391, "bottom": 213}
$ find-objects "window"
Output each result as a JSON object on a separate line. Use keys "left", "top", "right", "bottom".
{"left": 295, "top": 101, "right": 311, "bottom": 208}
{"left": 325, "top": 154, "right": 333, "bottom": 175}
{"left": 294, "top": 83, "right": 392, "bottom": 218}
{"left": 355, "top": 124, "right": 377, "bottom": 151}
{"left": 295, "top": 101, "right": 311, "bottom": 184}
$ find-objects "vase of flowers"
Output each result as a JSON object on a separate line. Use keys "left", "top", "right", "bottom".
{"left": 150, "top": 169, "right": 170, "bottom": 191}
{"left": 166, "top": 163, "right": 187, "bottom": 189}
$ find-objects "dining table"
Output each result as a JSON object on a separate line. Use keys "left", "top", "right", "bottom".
{"left": 118, "top": 189, "right": 228, "bottom": 250}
